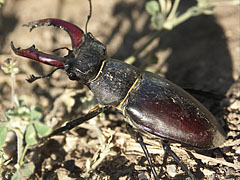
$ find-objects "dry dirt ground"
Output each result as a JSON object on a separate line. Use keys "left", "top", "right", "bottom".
{"left": 0, "top": 0, "right": 240, "bottom": 180}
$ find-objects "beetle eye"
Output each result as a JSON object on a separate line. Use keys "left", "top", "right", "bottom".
{"left": 68, "top": 72, "right": 79, "bottom": 80}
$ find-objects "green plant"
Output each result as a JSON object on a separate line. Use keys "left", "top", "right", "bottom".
{"left": 0, "top": 0, "right": 5, "bottom": 8}
{"left": 1, "top": 58, "right": 19, "bottom": 107}
{"left": 0, "top": 58, "right": 52, "bottom": 180}
{"left": 125, "top": 0, "right": 240, "bottom": 64}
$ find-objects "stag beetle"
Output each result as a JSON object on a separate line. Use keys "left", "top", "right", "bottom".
{"left": 11, "top": 2, "right": 226, "bottom": 179}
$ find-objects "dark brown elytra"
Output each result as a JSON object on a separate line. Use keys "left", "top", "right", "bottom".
{"left": 10, "top": 1, "right": 226, "bottom": 179}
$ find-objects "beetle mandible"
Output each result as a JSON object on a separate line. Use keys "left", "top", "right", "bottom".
{"left": 10, "top": 1, "right": 226, "bottom": 179}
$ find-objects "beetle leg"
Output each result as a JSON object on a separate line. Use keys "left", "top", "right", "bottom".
{"left": 11, "top": 41, "right": 65, "bottom": 68}
{"left": 136, "top": 133, "right": 159, "bottom": 180}
{"left": 52, "top": 47, "right": 72, "bottom": 54}
{"left": 162, "top": 141, "right": 196, "bottom": 180}
{"left": 126, "top": 124, "right": 159, "bottom": 180}
{"left": 44, "top": 105, "right": 109, "bottom": 140}
{"left": 23, "top": 18, "right": 84, "bottom": 49}
{"left": 26, "top": 68, "right": 61, "bottom": 83}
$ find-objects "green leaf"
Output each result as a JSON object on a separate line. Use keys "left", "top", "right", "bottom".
{"left": 6, "top": 106, "right": 29, "bottom": 119}
{"left": 146, "top": 1, "right": 160, "bottom": 15}
{"left": 30, "top": 106, "right": 42, "bottom": 121}
{"left": 1, "top": 66, "right": 10, "bottom": 74}
{"left": 25, "top": 124, "right": 37, "bottom": 146}
{"left": 33, "top": 121, "right": 52, "bottom": 136}
{"left": 0, "top": 0, "right": 5, "bottom": 5}
{"left": 21, "top": 162, "right": 35, "bottom": 177}
{"left": 151, "top": 13, "right": 165, "bottom": 30}
{"left": 11, "top": 170, "right": 20, "bottom": 180}
{"left": 1, "top": 58, "right": 19, "bottom": 75}
{"left": 0, "top": 127, "right": 7, "bottom": 146}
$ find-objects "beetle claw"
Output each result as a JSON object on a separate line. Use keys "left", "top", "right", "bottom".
{"left": 26, "top": 74, "right": 40, "bottom": 83}
{"left": 23, "top": 18, "right": 84, "bottom": 49}
{"left": 26, "top": 67, "right": 61, "bottom": 83}
{"left": 10, "top": 41, "right": 65, "bottom": 68}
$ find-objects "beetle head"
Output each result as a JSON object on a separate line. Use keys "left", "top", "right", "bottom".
{"left": 11, "top": 18, "right": 107, "bottom": 84}
{"left": 65, "top": 32, "right": 107, "bottom": 83}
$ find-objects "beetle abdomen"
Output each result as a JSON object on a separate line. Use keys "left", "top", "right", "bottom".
{"left": 123, "top": 72, "right": 226, "bottom": 148}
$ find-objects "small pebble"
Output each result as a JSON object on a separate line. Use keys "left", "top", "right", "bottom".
{"left": 202, "top": 168, "right": 215, "bottom": 176}
{"left": 167, "top": 164, "right": 177, "bottom": 177}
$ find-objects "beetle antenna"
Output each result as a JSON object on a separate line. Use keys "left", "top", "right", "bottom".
{"left": 85, "top": 0, "right": 92, "bottom": 33}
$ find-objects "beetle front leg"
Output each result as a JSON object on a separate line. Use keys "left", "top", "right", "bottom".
{"left": 26, "top": 68, "right": 61, "bottom": 83}
{"left": 162, "top": 141, "right": 196, "bottom": 180}
{"left": 126, "top": 124, "right": 159, "bottom": 180}
{"left": 44, "top": 105, "right": 109, "bottom": 141}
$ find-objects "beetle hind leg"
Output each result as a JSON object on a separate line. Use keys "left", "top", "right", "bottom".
{"left": 126, "top": 124, "right": 159, "bottom": 180}
{"left": 162, "top": 141, "right": 196, "bottom": 180}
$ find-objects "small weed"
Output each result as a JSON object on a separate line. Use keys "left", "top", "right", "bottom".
{"left": 0, "top": 58, "right": 52, "bottom": 180}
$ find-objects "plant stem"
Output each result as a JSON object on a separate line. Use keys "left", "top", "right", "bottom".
{"left": 125, "top": 0, "right": 212, "bottom": 65}
{"left": 14, "top": 129, "right": 23, "bottom": 168}
{"left": 125, "top": 30, "right": 166, "bottom": 64}
{"left": 19, "top": 144, "right": 29, "bottom": 167}
{"left": 11, "top": 74, "right": 15, "bottom": 108}
{"left": 158, "top": 0, "right": 166, "bottom": 13}
{"left": 167, "top": 0, "right": 180, "bottom": 21}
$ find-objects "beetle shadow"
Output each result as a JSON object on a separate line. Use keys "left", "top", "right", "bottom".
{"left": 156, "top": 15, "right": 234, "bottom": 95}
{"left": 147, "top": 1, "right": 234, "bottom": 132}
{"left": 105, "top": 0, "right": 151, "bottom": 60}
{"left": 107, "top": 0, "right": 234, "bottom": 178}
{"left": 31, "top": 139, "right": 69, "bottom": 179}
{"left": 95, "top": 154, "right": 138, "bottom": 179}
{"left": 108, "top": 0, "right": 233, "bottom": 128}
{"left": 109, "top": 0, "right": 234, "bottom": 96}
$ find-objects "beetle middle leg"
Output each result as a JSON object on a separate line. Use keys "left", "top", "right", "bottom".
{"left": 126, "top": 124, "right": 159, "bottom": 180}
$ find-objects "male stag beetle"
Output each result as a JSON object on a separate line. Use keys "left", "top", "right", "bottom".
{"left": 11, "top": 1, "right": 226, "bottom": 179}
